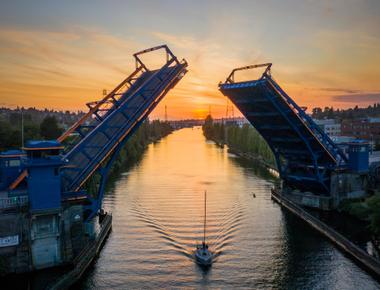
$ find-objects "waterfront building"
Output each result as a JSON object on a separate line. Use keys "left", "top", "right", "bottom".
{"left": 314, "top": 118, "right": 341, "bottom": 137}
{"left": 341, "top": 118, "right": 380, "bottom": 149}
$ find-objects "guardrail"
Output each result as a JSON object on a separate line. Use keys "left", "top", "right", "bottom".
{"left": 0, "top": 196, "right": 28, "bottom": 209}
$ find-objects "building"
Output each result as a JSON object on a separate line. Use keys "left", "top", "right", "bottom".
{"left": 235, "top": 117, "right": 249, "bottom": 127}
{"left": 213, "top": 117, "right": 249, "bottom": 127}
{"left": 341, "top": 118, "right": 380, "bottom": 149}
{"left": 314, "top": 118, "right": 341, "bottom": 137}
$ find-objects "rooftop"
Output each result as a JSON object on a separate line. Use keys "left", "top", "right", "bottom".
{"left": 23, "top": 140, "right": 63, "bottom": 150}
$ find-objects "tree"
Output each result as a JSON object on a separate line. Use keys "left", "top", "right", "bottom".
{"left": 0, "top": 120, "right": 12, "bottom": 150}
{"left": 40, "top": 116, "right": 63, "bottom": 140}
{"left": 312, "top": 107, "right": 322, "bottom": 118}
{"left": 202, "top": 115, "right": 214, "bottom": 139}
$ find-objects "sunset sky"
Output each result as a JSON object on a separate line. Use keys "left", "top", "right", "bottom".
{"left": 0, "top": 0, "right": 379, "bottom": 120}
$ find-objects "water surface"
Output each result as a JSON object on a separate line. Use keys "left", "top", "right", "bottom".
{"left": 77, "top": 127, "right": 380, "bottom": 289}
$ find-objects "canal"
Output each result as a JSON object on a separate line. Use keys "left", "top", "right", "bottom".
{"left": 77, "top": 127, "right": 380, "bottom": 289}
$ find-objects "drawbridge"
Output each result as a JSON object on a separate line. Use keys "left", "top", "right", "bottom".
{"left": 1, "top": 47, "right": 371, "bottom": 275}
{"left": 219, "top": 64, "right": 348, "bottom": 195}
{"left": 9, "top": 45, "right": 188, "bottom": 217}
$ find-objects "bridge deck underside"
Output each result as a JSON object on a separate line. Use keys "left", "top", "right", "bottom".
{"left": 62, "top": 63, "right": 186, "bottom": 192}
{"left": 220, "top": 78, "right": 338, "bottom": 194}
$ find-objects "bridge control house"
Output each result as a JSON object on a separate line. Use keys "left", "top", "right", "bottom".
{"left": 0, "top": 45, "right": 188, "bottom": 277}
{"left": 0, "top": 141, "right": 87, "bottom": 272}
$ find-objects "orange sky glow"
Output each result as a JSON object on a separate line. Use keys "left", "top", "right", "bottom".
{"left": 0, "top": 1, "right": 379, "bottom": 120}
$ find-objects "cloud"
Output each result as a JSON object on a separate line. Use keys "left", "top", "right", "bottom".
{"left": 310, "top": 87, "right": 361, "bottom": 94}
{"left": 332, "top": 93, "right": 380, "bottom": 103}
{"left": 0, "top": 26, "right": 145, "bottom": 110}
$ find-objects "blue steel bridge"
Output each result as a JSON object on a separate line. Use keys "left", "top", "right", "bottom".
{"left": 6, "top": 45, "right": 188, "bottom": 220}
{"left": 219, "top": 64, "right": 350, "bottom": 196}
{"left": 0, "top": 45, "right": 370, "bottom": 274}
{"left": 4, "top": 49, "right": 367, "bottom": 219}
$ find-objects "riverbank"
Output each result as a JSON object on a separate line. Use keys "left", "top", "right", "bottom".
{"left": 86, "top": 120, "right": 174, "bottom": 193}
{"left": 202, "top": 116, "right": 380, "bottom": 267}
{"left": 232, "top": 140, "right": 380, "bottom": 264}
{"left": 202, "top": 115, "right": 276, "bottom": 170}
{"left": 271, "top": 188, "right": 380, "bottom": 279}
{"left": 339, "top": 195, "right": 380, "bottom": 249}
{"left": 227, "top": 147, "right": 278, "bottom": 175}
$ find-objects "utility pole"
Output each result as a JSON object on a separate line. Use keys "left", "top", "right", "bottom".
{"left": 225, "top": 100, "right": 229, "bottom": 119}
{"left": 21, "top": 108, "right": 24, "bottom": 147}
{"left": 165, "top": 105, "right": 168, "bottom": 122}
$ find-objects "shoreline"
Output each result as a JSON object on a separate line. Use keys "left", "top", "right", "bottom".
{"left": 271, "top": 188, "right": 380, "bottom": 279}
{"left": 206, "top": 134, "right": 380, "bottom": 262}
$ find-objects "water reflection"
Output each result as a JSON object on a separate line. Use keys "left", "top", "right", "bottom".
{"left": 77, "top": 127, "right": 380, "bottom": 289}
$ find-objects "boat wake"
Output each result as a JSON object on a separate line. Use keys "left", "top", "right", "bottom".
{"left": 130, "top": 196, "right": 245, "bottom": 264}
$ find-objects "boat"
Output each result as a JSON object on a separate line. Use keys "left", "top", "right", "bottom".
{"left": 195, "top": 190, "right": 213, "bottom": 266}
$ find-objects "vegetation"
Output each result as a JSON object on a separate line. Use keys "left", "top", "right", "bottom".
{"left": 0, "top": 107, "right": 81, "bottom": 150}
{"left": 0, "top": 106, "right": 84, "bottom": 126}
{"left": 40, "top": 116, "right": 64, "bottom": 139}
{"left": 0, "top": 117, "right": 40, "bottom": 150}
{"left": 109, "top": 120, "right": 173, "bottom": 174}
{"left": 311, "top": 102, "right": 380, "bottom": 120}
{"left": 0, "top": 115, "right": 65, "bottom": 150}
{"left": 340, "top": 194, "right": 380, "bottom": 238}
{"left": 0, "top": 106, "right": 173, "bottom": 195}
{"left": 204, "top": 114, "right": 380, "bottom": 238}
{"left": 202, "top": 115, "right": 276, "bottom": 168}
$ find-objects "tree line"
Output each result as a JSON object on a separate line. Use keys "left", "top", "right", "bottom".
{"left": 110, "top": 119, "right": 173, "bottom": 174}
{"left": 312, "top": 103, "right": 380, "bottom": 120}
{"left": 85, "top": 119, "right": 173, "bottom": 194}
{"left": 0, "top": 115, "right": 63, "bottom": 150}
{"left": 202, "top": 115, "right": 276, "bottom": 168}
{"left": 0, "top": 107, "right": 174, "bottom": 193}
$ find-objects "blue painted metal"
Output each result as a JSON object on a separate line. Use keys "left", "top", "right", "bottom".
{"left": 219, "top": 64, "right": 347, "bottom": 195}
{"left": 60, "top": 45, "right": 187, "bottom": 194}
{"left": 348, "top": 140, "right": 369, "bottom": 173}
{"left": 24, "top": 141, "right": 63, "bottom": 212}
{"left": 23, "top": 140, "right": 63, "bottom": 149}
{"left": 0, "top": 150, "right": 24, "bottom": 190}
{"left": 5, "top": 45, "right": 187, "bottom": 219}
{"left": 55, "top": 45, "right": 186, "bottom": 219}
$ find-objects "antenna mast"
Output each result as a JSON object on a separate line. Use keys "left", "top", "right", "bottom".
{"left": 203, "top": 190, "right": 207, "bottom": 244}
{"left": 21, "top": 108, "right": 24, "bottom": 147}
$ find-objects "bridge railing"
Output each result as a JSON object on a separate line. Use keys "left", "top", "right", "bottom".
{"left": 61, "top": 45, "right": 187, "bottom": 192}
{"left": 220, "top": 63, "right": 347, "bottom": 166}
{"left": 0, "top": 196, "right": 28, "bottom": 210}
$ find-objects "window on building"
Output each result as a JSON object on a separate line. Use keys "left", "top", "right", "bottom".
{"left": 8, "top": 160, "right": 21, "bottom": 167}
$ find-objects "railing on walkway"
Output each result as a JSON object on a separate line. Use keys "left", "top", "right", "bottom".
{"left": 0, "top": 196, "right": 28, "bottom": 209}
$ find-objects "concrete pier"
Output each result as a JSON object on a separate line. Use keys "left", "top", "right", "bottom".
{"left": 48, "top": 213, "right": 112, "bottom": 290}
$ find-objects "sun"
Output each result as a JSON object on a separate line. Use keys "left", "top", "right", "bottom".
{"left": 192, "top": 108, "right": 209, "bottom": 120}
